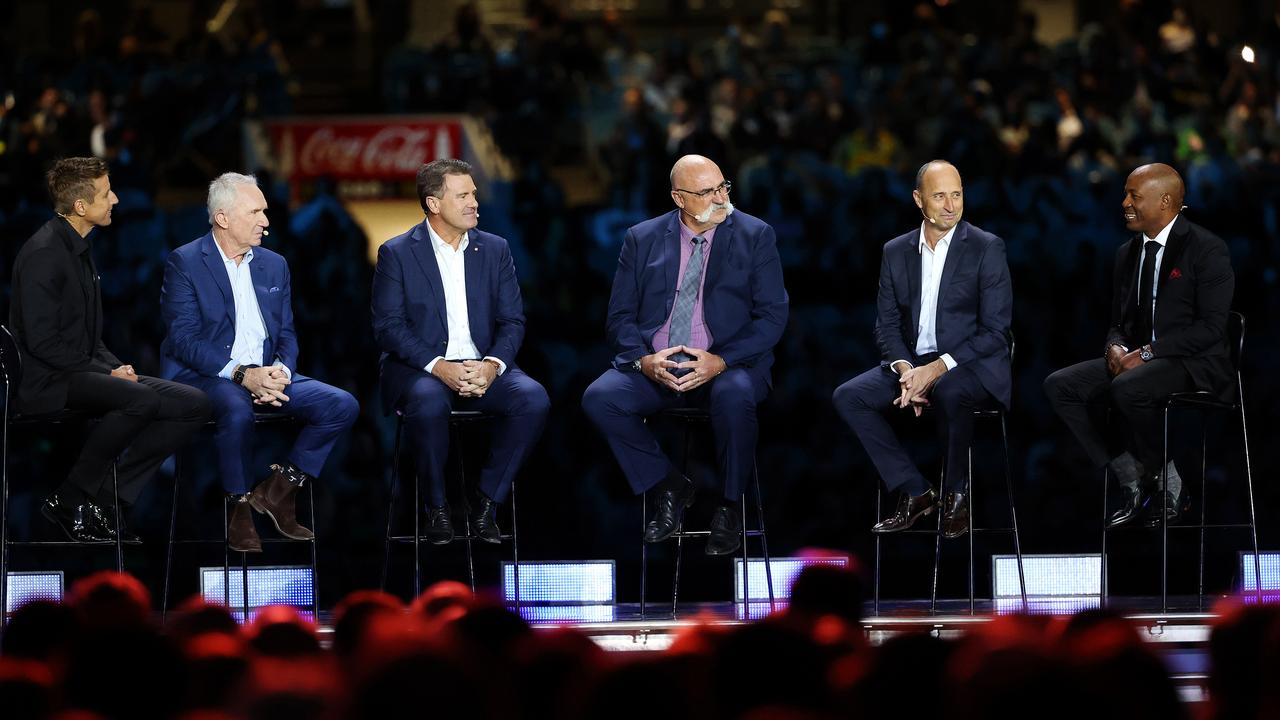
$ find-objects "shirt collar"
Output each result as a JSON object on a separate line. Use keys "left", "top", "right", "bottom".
{"left": 917, "top": 222, "right": 957, "bottom": 254}
{"left": 426, "top": 219, "right": 468, "bottom": 254}
{"left": 213, "top": 236, "right": 253, "bottom": 265}
{"left": 56, "top": 216, "right": 91, "bottom": 256}
{"left": 1142, "top": 215, "right": 1177, "bottom": 247}
{"left": 679, "top": 220, "right": 717, "bottom": 246}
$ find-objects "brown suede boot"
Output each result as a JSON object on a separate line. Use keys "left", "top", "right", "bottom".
{"left": 247, "top": 464, "right": 314, "bottom": 540}
{"left": 227, "top": 497, "right": 263, "bottom": 552}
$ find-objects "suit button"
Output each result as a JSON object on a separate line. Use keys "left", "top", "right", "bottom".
{"left": 225, "top": 344, "right": 231, "bottom": 349}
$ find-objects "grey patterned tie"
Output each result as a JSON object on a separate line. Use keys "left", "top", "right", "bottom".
{"left": 668, "top": 236, "right": 705, "bottom": 364}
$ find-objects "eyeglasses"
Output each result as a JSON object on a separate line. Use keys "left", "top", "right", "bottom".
{"left": 673, "top": 180, "right": 732, "bottom": 199}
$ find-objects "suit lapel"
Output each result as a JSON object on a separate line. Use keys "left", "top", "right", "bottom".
{"left": 1156, "top": 215, "right": 1189, "bottom": 301}
{"left": 464, "top": 232, "right": 484, "bottom": 342}
{"left": 937, "top": 222, "right": 970, "bottom": 310}
{"left": 250, "top": 258, "right": 277, "bottom": 345}
{"left": 200, "top": 233, "right": 236, "bottom": 325}
{"left": 906, "top": 227, "right": 922, "bottom": 340}
{"left": 408, "top": 222, "right": 449, "bottom": 334}
{"left": 663, "top": 212, "right": 681, "bottom": 317}
{"left": 702, "top": 213, "right": 731, "bottom": 296}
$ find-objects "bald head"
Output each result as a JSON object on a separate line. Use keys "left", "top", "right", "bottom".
{"left": 669, "top": 154, "right": 733, "bottom": 230}
{"left": 913, "top": 160, "right": 964, "bottom": 238}
{"left": 1122, "top": 163, "right": 1185, "bottom": 236}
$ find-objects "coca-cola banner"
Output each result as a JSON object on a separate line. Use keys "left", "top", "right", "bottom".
{"left": 266, "top": 116, "right": 463, "bottom": 181}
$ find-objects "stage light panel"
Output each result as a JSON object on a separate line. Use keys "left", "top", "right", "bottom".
{"left": 501, "top": 560, "right": 615, "bottom": 604}
{"left": 4, "top": 571, "right": 63, "bottom": 615}
{"left": 1240, "top": 553, "right": 1280, "bottom": 601}
{"left": 515, "top": 605, "right": 618, "bottom": 624}
{"left": 200, "top": 565, "right": 314, "bottom": 618}
{"left": 734, "top": 556, "right": 849, "bottom": 603}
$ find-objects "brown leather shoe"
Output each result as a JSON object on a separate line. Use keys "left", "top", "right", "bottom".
{"left": 227, "top": 498, "right": 263, "bottom": 552}
{"left": 872, "top": 488, "right": 937, "bottom": 533}
{"left": 940, "top": 492, "right": 970, "bottom": 539}
{"left": 248, "top": 464, "right": 314, "bottom": 540}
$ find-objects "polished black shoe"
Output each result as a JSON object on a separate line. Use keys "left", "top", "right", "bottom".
{"left": 940, "top": 492, "right": 970, "bottom": 540}
{"left": 644, "top": 476, "right": 695, "bottom": 543}
{"left": 471, "top": 496, "right": 502, "bottom": 544}
{"left": 1142, "top": 491, "right": 1188, "bottom": 527}
{"left": 871, "top": 488, "right": 937, "bottom": 533}
{"left": 84, "top": 499, "right": 142, "bottom": 544}
{"left": 705, "top": 504, "right": 743, "bottom": 556}
{"left": 40, "top": 493, "right": 110, "bottom": 543}
{"left": 425, "top": 504, "right": 454, "bottom": 545}
{"left": 1106, "top": 485, "right": 1151, "bottom": 529}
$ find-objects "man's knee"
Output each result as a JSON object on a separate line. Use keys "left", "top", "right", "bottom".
{"left": 511, "top": 379, "right": 550, "bottom": 419}
{"left": 402, "top": 377, "right": 451, "bottom": 420}
{"left": 832, "top": 374, "right": 878, "bottom": 414}
{"left": 709, "top": 370, "right": 757, "bottom": 414}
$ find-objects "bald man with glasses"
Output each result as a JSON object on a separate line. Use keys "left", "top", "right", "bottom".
{"left": 583, "top": 155, "right": 789, "bottom": 556}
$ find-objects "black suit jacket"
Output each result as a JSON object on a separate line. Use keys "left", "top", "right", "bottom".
{"left": 1104, "top": 214, "right": 1235, "bottom": 398}
{"left": 8, "top": 217, "right": 122, "bottom": 415}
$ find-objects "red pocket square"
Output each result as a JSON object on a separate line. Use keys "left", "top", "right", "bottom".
{"left": 1168, "top": 268, "right": 1182, "bottom": 280}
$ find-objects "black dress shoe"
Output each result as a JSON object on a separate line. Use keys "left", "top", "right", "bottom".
{"left": 41, "top": 494, "right": 110, "bottom": 543}
{"left": 940, "top": 492, "right": 970, "bottom": 540}
{"left": 1106, "top": 484, "right": 1150, "bottom": 529}
{"left": 1143, "top": 491, "right": 1188, "bottom": 527}
{"left": 871, "top": 488, "right": 937, "bottom": 533}
{"left": 705, "top": 504, "right": 743, "bottom": 556}
{"left": 85, "top": 499, "right": 142, "bottom": 544}
{"left": 471, "top": 496, "right": 502, "bottom": 544}
{"left": 425, "top": 504, "right": 454, "bottom": 545}
{"left": 644, "top": 476, "right": 695, "bottom": 543}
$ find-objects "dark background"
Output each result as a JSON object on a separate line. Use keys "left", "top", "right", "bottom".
{"left": 1, "top": 0, "right": 1278, "bottom": 608}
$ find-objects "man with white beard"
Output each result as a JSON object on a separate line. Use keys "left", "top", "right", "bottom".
{"left": 582, "top": 155, "right": 789, "bottom": 555}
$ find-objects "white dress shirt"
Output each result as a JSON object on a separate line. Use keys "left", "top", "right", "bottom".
{"left": 1136, "top": 215, "right": 1175, "bottom": 344}
{"left": 423, "top": 222, "right": 506, "bottom": 375}
{"left": 892, "top": 222, "right": 958, "bottom": 373}
{"left": 215, "top": 240, "right": 290, "bottom": 380}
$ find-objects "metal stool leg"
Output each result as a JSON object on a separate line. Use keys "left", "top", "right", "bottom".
{"left": 739, "top": 494, "right": 749, "bottom": 617}
{"left": 381, "top": 417, "right": 404, "bottom": 592}
{"left": 162, "top": 453, "right": 183, "bottom": 619}
{"left": 640, "top": 492, "right": 648, "bottom": 619}
{"left": 241, "top": 549, "right": 250, "bottom": 622}
{"left": 966, "top": 450, "right": 975, "bottom": 615}
{"left": 1001, "top": 414, "right": 1027, "bottom": 611}
{"left": 455, "top": 424, "right": 476, "bottom": 594}
{"left": 1, "top": 412, "right": 9, "bottom": 626}
{"left": 509, "top": 480, "right": 520, "bottom": 611}
{"left": 873, "top": 484, "right": 881, "bottom": 617}
{"left": 1197, "top": 420, "right": 1208, "bottom": 611}
{"left": 111, "top": 461, "right": 123, "bottom": 572}
{"left": 1161, "top": 408, "right": 1170, "bottom": 614}
{"left": 753, "top": 463, "right": 775, "bottom": 611}
{"left": 1239, "top": 375, "right": 1262, "bottom": 604}
{"left": 412, "top": 464, "right": 421, "bottom": 597}
{"left": 671, "top": 532, "right": 684, "bottom": 619}
{"left": 307, "top": 482, "right": 318, "bottom": 621}
{"left": 930, "top": 470, "right": 944, "bottom": 614}
{"left": 1100, "top": 465, "right": 1109, "bottom": 609}
{"left": 222, "top": 497, "right": 231, "bottom": 609}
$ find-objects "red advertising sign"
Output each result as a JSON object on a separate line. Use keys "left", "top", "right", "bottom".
{"left": 266, "top": 116, "right": 463, "bottom": 181}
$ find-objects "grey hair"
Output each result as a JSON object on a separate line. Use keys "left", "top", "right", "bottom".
{"left": 207, "top": 172, "right": 260, "bottom": 225}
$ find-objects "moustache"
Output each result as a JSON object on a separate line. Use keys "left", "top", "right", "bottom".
{"left": 695, "top": 200, "right": 735, "bottom": 224}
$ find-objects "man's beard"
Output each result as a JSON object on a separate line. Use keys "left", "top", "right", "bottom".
{"left": 695, "top": 200, "right": 735, "bottom": 224}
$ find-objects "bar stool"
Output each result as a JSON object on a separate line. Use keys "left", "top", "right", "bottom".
{"left": 1101, "top": 311, "right": 1261, "bottom": 612}
{"left": 639, "top": 407, "right": 774, "bottom": 619}
{"left": 160, "top": 414, "right": 318, "bottom": 622}
{"left": 380, "top": 410, "right": 520, "bottom": 600}
{"left": 1, "top": 326, "right": 125, "bottom": 623}
{"left": 872, "top": 337, "right": 1027, "bottom": 616}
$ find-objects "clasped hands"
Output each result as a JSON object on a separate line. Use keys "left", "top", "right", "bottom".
{"left": 242, "top": 366, "right": 292, "bottom": 406}
{"left": 640, "top": 345, "right": 726, "bottom": 393}
{"left": 1106, "top": 345, "right": 1145, "bottom": 377}
{"left": 110, "top": 364, "right": 138, "bottom": 382}
{"left": 433, "top": 359, "right": 498, "bottom": 398}
{"left": 892, "top": 359, "right": 948, "bottom": 417}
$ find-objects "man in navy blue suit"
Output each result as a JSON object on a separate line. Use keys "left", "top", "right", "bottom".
{"left": 160, "top": 173, "right": 359, "bottom": 552}
{"left": 372, "top": 159, "right": 549, "bottom": 545}
{"left": 832, "top": 160, "right": 1012, "bottom": 540}
{"left": 582, "top": 154, "right": 789, "bottom": 556}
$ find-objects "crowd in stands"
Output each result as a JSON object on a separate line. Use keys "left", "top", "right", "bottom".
{"left": 8, "top": 566, "right": 1280, "bottom": 719}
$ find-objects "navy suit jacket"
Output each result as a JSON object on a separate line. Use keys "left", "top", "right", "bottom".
{"left": 874, "top": 220, "right": 1013, "bottom": 409}
{"left": 372, "top": 222, "right": 525, "bottom": 412}
{"left": 1103, "top": 214, "right": 1234, "bottom": 398}
{"left": 606, "top": 209, "right": 789, "bottom": 387}
{"left": 159, "top": 232, "right": 298, "bottom": 383}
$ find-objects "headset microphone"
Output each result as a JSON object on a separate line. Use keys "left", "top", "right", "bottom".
{"left": 262, "top": 229, "right": 269, "bottom": 236}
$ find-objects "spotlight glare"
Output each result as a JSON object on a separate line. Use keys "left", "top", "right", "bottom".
{"left": 1242, "top": 46, "right": 1256, "bottom": 63}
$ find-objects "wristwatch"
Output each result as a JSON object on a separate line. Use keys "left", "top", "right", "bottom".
{"left": 631, "top": 359, "right": 643, "bottom": 372}
{"left": 1138, "top": 345, "right": 1154, "bottom": 362}
{"left": 233, "top": 364, "right": 260, "bottom": 385}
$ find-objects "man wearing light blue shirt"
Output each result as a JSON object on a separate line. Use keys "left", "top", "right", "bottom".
{"left": 161, "top": 173, "right": 359, "bottom": 552}
{"left": 833, "top": 160, "right": 1013, "bottom": 540}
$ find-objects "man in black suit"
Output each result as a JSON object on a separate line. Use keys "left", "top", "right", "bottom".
{"left": 1044, "top": 163, "right": 1234, "bottom": 527}
{"left": 9, "top": 157, "right": 210, "bottom": 542}
{"left": 832, "top": 160, "right": 1012, "bottom": 540}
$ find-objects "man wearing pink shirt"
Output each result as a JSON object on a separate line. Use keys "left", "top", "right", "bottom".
{"left": 582, "top": 155, "right": 789, "bottom": 555}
